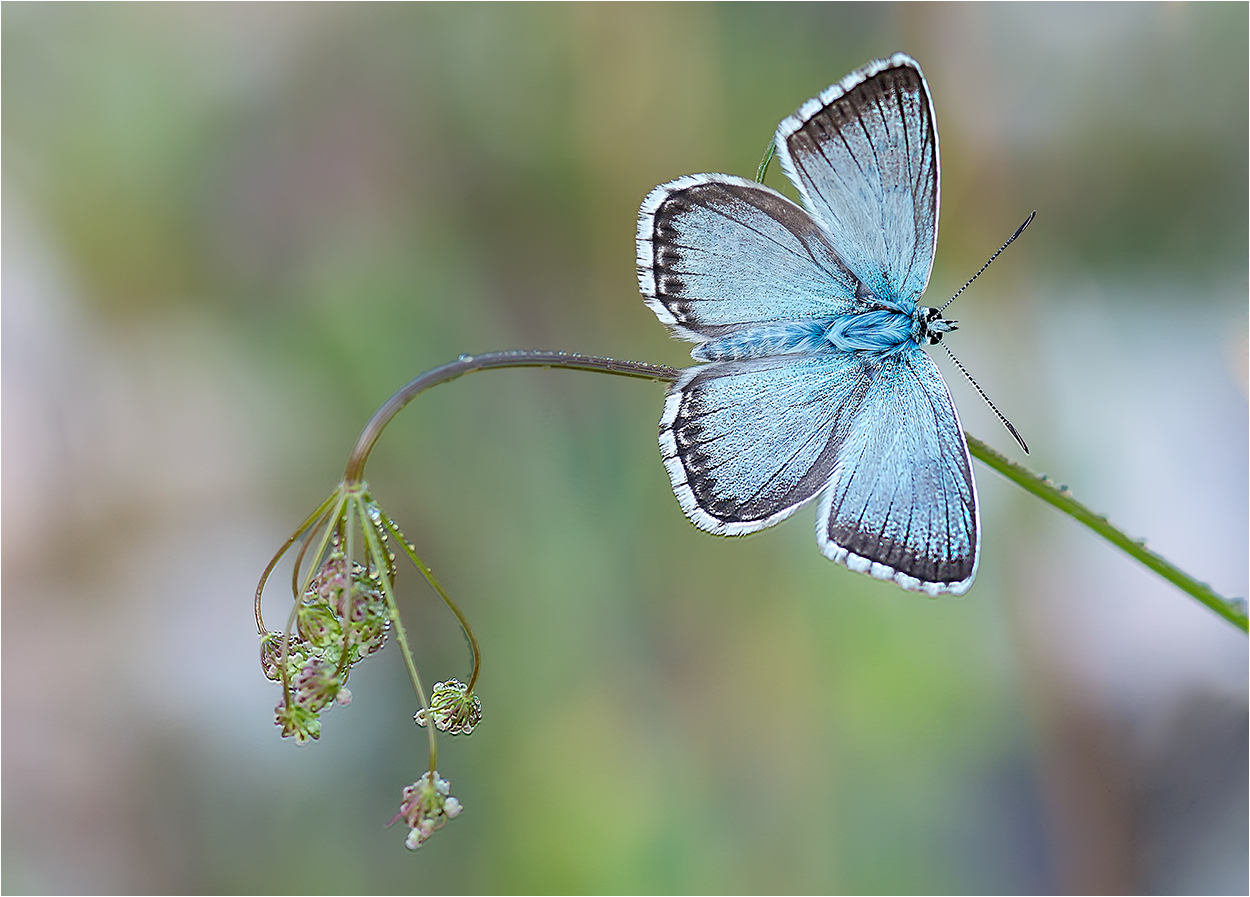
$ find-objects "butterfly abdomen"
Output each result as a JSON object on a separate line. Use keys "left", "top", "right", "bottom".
{"left": 692, "top": 321, "right": 828, "bottom": 361}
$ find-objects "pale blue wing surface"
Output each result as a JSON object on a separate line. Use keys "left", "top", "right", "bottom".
{"left": 637, "top": 174, "right": 869, "bottom": 345}
{"left": 773, "top": 54, "right": 939, "bottom": 308}
{"left": 816, "top": 347, "right": 978, "bottom": 595}
{"left": 660, "top": 352, "right": 871, "bottom": 535}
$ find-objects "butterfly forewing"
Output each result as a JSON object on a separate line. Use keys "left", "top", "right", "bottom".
{"left": 816, "top": 349, "right": 977, "bottom": 595}
{"left": 774, "top": 53, "right": 939, "bottom": 307}
{"left": 637, "top": 175, "right": 867, "bottom": 343}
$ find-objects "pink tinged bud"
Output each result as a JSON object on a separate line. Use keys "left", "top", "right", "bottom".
{"left": 260, "top": 632, "right": 309, "bottom": 681}
{"left": 296, "top": 602, "right": 341, "bottom": 648}
{"left": 344, "top": 589, "right": 390, "bottom": 652}
{"left": 294, "top": 659, "right": 341, "bottom": 712}
{"left": 335, "top": 688, "right": 353, "bottom": 706}
{"left": 395, "top": 771, "right": 461, "bottom": 849}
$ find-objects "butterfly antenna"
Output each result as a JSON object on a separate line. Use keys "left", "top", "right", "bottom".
{"left": 938, "top": 211, "right": 1036, "bottom": 314}
{"left": 942, "top": 344, "right": 1029, "bottom": 454}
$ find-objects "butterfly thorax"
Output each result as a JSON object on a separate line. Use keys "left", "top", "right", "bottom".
{"left": 690, "top": 305, "right": 957, "bottom": 363}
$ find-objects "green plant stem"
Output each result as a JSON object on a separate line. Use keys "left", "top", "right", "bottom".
{"left": 356, "top": 495, "right": 439, "bottom": 773}
{"left": 379, "top": 509, "right": 483, "bottom": 694}
{"left": 966, "top": 435, "right": 1247, "bottom": 632}
{"left": 343, "top": 350, "right": 1245, "bottom": 634}
{"left": 254, "top": 489, "right": 341, "bottom": 635}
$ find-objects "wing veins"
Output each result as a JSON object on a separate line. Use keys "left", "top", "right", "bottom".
{"left": 735, "top": 410, "right": 839, "bottom": 509}
{"left": 912, "top": 356, "right": 969, "bottom": 564}
{"left": 681, "top": 202, "right": 840, "bottom": 274}
{"left": 861, "top": 94, "right": 893, "bottom": 287}
{"left": 895, "top": 88, "right": 929, "bottom": 298}
{"left": 891, "top": 92, "right": 925, "bottom": 295}
{"left": 794, "top": 148, "right": 861, "bottom": 238}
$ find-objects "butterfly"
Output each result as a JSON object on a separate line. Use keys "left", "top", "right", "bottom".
{"left": 636, "top": 53, "right": 982, "bottom": 596}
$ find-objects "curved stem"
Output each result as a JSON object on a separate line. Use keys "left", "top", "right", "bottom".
{"left": 255, "top": 490, "right": 341, "bottom": 635}
{"left": 343, "top": 351, "right": 678, "bottom": 483}
{"left": 289, "top": 508, "right": 330, "bottom": 605}
{"left": 966, "top": 435, "right": 1247, "bottom": 632}
{"left": 380, "top": 509, "right": 482, "bottom": 693}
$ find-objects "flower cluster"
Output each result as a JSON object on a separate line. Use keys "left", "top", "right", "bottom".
{"left": 256, "top": 482, "right": 479, "bottom": 851}
{"left": 262, "top": 537, "right": 392, "bottom": 743}
{"left": 395, "top": 771, "right": 463, "bottom": 849}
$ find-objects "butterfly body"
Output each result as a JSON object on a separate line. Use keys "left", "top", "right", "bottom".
{"left": 692, "top": 303, "right": 956, "bottom": 362}
{"left": 637, "top": 54, "right": 982, "bottom": 597}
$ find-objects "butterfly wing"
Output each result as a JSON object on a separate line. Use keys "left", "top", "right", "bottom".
{"left": 660, "top": 352, "right": 871, "bottom": 535}
{"left": 816, "top": 347, "right": 978, "bottom": 595}
{"left": 773, "top": 53, "right": 939, "bottom": 308}
{"left": 637, "top": 174, "right": 870, "bottom": 346}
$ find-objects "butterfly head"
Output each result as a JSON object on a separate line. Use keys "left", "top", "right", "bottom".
{"left": 916, "top": 307, "right": 957, "bottom": 346}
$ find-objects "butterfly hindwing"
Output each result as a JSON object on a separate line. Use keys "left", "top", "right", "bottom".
{"left": 816, "top": 348, "right": 978, "bottom": 595}
{"left": 661, "top": 353, "right": 870, "bottom": 535}
{"left": 774, "top": 53, "right": 939, "bottom": 307}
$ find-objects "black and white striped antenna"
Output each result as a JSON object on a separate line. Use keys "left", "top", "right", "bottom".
{"left": 939, "top": 210, "right": 1035, "bottom": 314}
{"left": 941, "top": 211, "right": 1036, "bottom": 453}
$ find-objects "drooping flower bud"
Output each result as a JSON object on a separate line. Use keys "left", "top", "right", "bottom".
{"left": 340, "top": 580, "right": 390, "bottom": 654}
{"left": 260, "top": 631, "right": 310, "bottom": 682}
{"left": 296, "top": 601, "right": 342, "bottom": 648}
{"left": 293, "top": 658, "right": 342, "bottom": 712}
{"left": 414, "top": 679, "right": 482, "bottom": 735}
{"left": 309, "top": 552, "right": 351, "bottom": 605}
{"left": 395, "top": 771, "right": 462, "bottom": 849}
{"left": 274, "top": 702, "right": 321, "bottom": 744}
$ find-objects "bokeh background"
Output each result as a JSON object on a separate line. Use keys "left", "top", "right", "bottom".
{"left": 4, "top": 3, "right": 1247, "bottom": 893}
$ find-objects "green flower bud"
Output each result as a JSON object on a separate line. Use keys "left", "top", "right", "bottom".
{"left": 260, "top": 632, "right": 310, "bottom": 682}
{"left": 340, "top": 583, "right": 390, "bottom": 654}
{"left": 414, "top": 679, "right": 481, "bottom": 735}
{"left": 296, "top": 601, "right": 342, "bottom": 648}
{"left": 274, "top": 702, "right": 321, "bottom": 744}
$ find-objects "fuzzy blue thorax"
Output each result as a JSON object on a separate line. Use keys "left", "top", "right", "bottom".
{"left": 691, "top": 304, "right": 956, "bottom": 363}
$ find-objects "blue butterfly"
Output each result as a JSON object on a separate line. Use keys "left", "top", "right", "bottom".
{"left": 637, "top": 54, "right": 979, "bottom": 596}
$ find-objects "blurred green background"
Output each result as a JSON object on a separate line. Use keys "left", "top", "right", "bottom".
{"left": 3, "top": 3, "right": 1247, "bottom": 893}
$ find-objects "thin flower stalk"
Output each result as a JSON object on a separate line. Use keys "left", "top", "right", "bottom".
{"left": 354, "top": 495, "right": 438, "bottom": 773}
{"left": 378, "top": 507, "right": 481, "bottom": 694}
